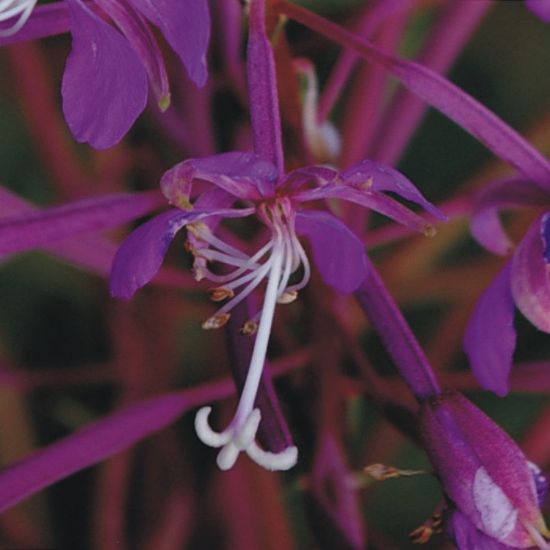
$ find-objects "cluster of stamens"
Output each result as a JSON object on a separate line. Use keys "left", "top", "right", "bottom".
{"left": 0, "top": 0, "right": 37, "bottom": 36}
{"left": 191, "top": 198, "right": 306, "bottom": 470}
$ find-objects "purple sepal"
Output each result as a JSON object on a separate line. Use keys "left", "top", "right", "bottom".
{"left": 62, "top": 0, "right": 148, "bottom": 149}
{"left": 464, "top": 262, "right": 516, "bottom": 397}
{"left": 128, "top": 0, "right": 210, "bottom": 87}
{"left": 0, "top": 191, "right": 164, "bottom": 256}
{"left": 448, "top": 509, "right": 513, "bottom": 550}
{"left": 526, "top": 0, "right": 550, "bottom": 22}
{"left": 110, "top": 206, "right": 253, "bottom": 299}
{"left": 307, "top": 435, "right": 366, "bottom": 550}
{"left": 0, "top": 384, "right": 233, "bottom": 514}
{"left": 295, "top": 209, "right": 368, "bottom": 293}
{"left": 341, "top": 159, "right": 447, "bottom": 221}
{"left": 420, "top": 392, "right": 545, "bottom": 547}
{"left": 511, "top": 215, "right": 550, "bottom": 333}
{"left": 295, "top": 184, "right": 434, "bottom": 235}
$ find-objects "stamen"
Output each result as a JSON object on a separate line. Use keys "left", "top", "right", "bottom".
{"left": 240, "top": 320, "right": 258, "bottom": 335}
{"left": 277, "top": 290, "right": 297, "bottom": 304}
{"left": 0, "top": 0, "right": 36, "bottom": 37}
{"left": 202, "top": 313, "right": 231, "bottom": 330}
{"left": 209, "top": 287, "right": 235, "bottom": 302}
{"left": 190, "top": 224, "right": 250, "bottom": 260}
{"left": 522, "top": 520, "right": 550, "bottom": 550}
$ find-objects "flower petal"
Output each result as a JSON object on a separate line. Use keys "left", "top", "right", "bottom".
{"left": 511, "top": 215, "right": 550, "bottom": 333}
{"left": 62, "top": 0, "right": 148, "bottom": 149}
{"left": 470, "top": 177, "right": 550, "bottom": 255}
{"left": 128, "top": 0, "right": 210, "bottom": 86}
{"left": 0, "top": 192, "right": 164, "bottom": 255}
{"left": 526, "top": 0, "right": 550, "bottom": 22}
{"left": 295, "top": 209, "right": 367, "bottom": 293}
{"left": 464, "top": 262, "right": 516, "bottom": 397}
{"left": 95, "top": 0, "right": 170, "bottom": 108}
{"left": 342, "top": 159, "right": 446, "bottom": 220}
{"left": 110, "top": 206, "right": 254, "bottom": 299}
{"left": 162, "top": 153, "right": 278, "bottom": 203}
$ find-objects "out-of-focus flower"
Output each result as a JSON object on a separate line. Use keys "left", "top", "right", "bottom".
{"left": 421, "top": 392, "right": 550, "bottom": 549}
{"left": 464, "top": 178, "right": 550, "bottom": 396}
{"left": 0, "top": 0, "right": 210, "bottom": 149}
{"left": 526, "top": 0, "right": 550, "bottom": 22}
{"left": 109, "top": 151, "right": 443, "bottom": 470}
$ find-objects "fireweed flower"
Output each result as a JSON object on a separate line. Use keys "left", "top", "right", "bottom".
{"left": 464, "top": 177, "right": 550, "bottom": 396}
{"left": 0, "top": 0, "right": 210, "bottom": 148}
{"left": 109, "top": 152, "right": 444, "bottom": 470}
{"left": 356, "top": 263, "right": 550, "bottom": 548}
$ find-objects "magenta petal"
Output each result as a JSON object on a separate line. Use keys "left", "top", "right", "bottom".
{"left": 62, "top": 0, "right": 148, "bottom": 149}
{"left": 110, "top": 206, "right": 254, "bottom": 299}
{"left": 511, "top": 215, "right": 550, "bottom": 333}
{"left": 0, "top": 192, "right": 163, "bottom": 256}
{"left": 342, "top": 159, "right": 446, "bottom": 220}
{"left": 541, "top": 211, "right": 550, "bottom": 262}
{"left": 526, "top": 0, "right": 550, "bottom": 22}
{"left": 128, "top": 0, "right": 210, "bottom": 86}
{"left": 464, "top": 262, "right": 516, "bottom": 396}
{"left": 295, "top": 209, "right": 367, "bottom": 293}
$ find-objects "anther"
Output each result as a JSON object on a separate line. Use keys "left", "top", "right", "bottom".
{"left": 355, "top": 176, "right": 374, "bottom": 191}
{"left": 202, "top": 313, "right": 231, "bottom": 330}
{"left": 409, "top": 525, "right": 433, "bottom": 544}
{"left": 240, "top": 320, "right": 258, "bottom": 335}
{"left": 277, "top": 290, "right": 298, "bottom": 304}
{"left": 364, "top": 463, "right": 428, "bottom": 481}
{"left": 209, "top": 287, "right": 235, "bottom": 302}
{"left": 423, "top": 224, "right": 437, "bottom": 238}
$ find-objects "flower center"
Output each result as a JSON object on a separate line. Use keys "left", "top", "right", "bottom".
{"left": 191, "top": 198, "right": 308, "bottom": 470}
{"left": 0, "top": 0, "right": 37, "bottom": 36}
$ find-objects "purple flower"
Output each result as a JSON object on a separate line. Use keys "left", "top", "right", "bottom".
{"left": 109, "top": 151, "right": 443, "bottom": 470}
{"left": 464, "top": 177, "right": 550, "bottom": 396}
{"left": 1, "top": 0, "right": 210, "bottom": 149}
{"left": 420, "top": 391, "right": 550, "bottom": 549}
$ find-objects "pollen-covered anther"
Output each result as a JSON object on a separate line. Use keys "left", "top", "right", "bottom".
{"left": 423, "top": 223, "right": 437, "bottom": 238}
{"left": 240, "top": 320, "right": 258, "bottom": 335}
{"left": 202, "top": 313, "right": 231, "bottom": 330}
{"left": 186, "top": 222, "right": 209, "bottom": 237}
{"left": 208, "top": 287, "right": 235, "bottom": 302}
{"left": 277, "top": 290, "right": 297, "bottom": 304}
{"left": 409, "top": 524, "right": 433, "bottom": 545}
